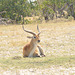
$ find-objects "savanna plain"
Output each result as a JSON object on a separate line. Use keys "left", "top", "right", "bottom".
{"left": 0, "top": 20, "right": 75, "bottom": 75}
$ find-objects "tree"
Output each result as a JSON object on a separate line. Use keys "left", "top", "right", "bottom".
{"left": 0, "top": 0, "right": 75, "bottom": 24}
{"left": 0, "top": 0, "right": 32, "bottom": 24}
{"left": 37, "top": 0, "right": 75, "bottom": 20}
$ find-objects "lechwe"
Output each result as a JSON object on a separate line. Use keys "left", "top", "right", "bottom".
{"left": 22, "top": 25, "right": 45, "bottom": 57}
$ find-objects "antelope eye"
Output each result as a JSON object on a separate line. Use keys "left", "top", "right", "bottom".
{"left": 34, "top": 36, "right": 36, "bottom": 38}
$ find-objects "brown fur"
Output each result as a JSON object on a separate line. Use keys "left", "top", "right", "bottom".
{"left": 22, "top": 25, "right": 45, "bottom": 57}
{"left": 23, "top": 35, "right": 41, "bottom": 57}
{"left": 23, "top": 43, "right": 40, "bottom": 57}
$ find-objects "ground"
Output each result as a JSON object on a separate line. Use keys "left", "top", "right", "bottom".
{"left": 0, "top": 20, "right": 75, "bottom": 75}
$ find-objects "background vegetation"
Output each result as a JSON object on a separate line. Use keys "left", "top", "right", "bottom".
{"left": 0, "top": 0, "right": 75, "bottom": 24}
{"left": 0, "top": 0, "right": 75, "bottom": 75}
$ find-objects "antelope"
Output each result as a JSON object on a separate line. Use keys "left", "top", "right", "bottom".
{"left": 22, "top": 25, "right": 45, "bottom": 57}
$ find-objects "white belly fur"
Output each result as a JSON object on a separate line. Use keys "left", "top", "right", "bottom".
{"left": 28, "top": 45, "right": 37, "bottom": 57}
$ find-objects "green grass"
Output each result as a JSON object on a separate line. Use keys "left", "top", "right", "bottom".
{"left": 0, "top": 21, "right": 75, "bottom": 74}
{"left": 0, "top": 55, "right": 75, "bottom": 70}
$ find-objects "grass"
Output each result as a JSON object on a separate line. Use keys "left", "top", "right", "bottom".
{"left": 0, "top": 55, "right": 75, "bottom": 71}
{"left": 0, "top": 20, "right": 75, "bottom": 74}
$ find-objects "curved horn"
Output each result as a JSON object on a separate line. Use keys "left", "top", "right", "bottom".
{"left": 22, "top": 25, "right": 36, "bottom": 35}
{"left": 37, "top": 25, "right": 40, "bottom": 32}
{"left": 37, "top": 25, "right": 41, "bottom": 35}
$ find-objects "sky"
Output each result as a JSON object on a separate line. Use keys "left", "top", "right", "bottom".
{"left": 31, "top": 0, "right": 36, "bottom": 1}
{"left": 28, "top": 0, "right": 36, "bottom": 2}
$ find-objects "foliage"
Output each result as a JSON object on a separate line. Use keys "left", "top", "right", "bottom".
{"left": 37, "top": 0, "right": 75, "bottom": 20}
{"left": 0, "top": 0, "right": 75, "bottom": 24}
{"left": 0, "top": 0, "right": 33, "bottom": 23}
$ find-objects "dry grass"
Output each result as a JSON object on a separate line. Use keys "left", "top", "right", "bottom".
{"left": 0, "top": 20, "right": 75, "bottom": 75}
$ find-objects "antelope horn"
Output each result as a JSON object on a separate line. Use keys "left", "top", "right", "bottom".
{"left": 22, "top": 25, "right": 36, "bottom": 35}
{"left": 37, "top": 25, "right": 41, "bottom": 35}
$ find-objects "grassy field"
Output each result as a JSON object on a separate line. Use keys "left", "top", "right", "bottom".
{"left": 0, "top": 20, "right": 75, "bottom": 75}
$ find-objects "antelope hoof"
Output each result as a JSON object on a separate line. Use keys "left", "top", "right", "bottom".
{"left": 36, "top": 55, "right": 41, "bottom": 57}
{"left": 41, "top": 55, "right": 46, "bottom": 57}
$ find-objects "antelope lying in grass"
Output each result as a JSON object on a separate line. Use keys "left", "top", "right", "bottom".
{"left": 22, "top": 25, "right": 45, "bottom": 57}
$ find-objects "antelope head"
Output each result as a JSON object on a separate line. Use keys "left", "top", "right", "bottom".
{"left": 22, "top": 25, "right": 41, "bottom": 44}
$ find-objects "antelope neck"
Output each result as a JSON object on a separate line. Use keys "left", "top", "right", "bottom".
{"left": 28, "top": 39, "right": 37, "bottom": 57}
{"left": 30, "top": 39, "right": 37, "bottom": 46}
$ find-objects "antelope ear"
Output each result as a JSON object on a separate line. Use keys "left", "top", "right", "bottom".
{"left": 27, "top": 36, "right": 33, "bottom": 38}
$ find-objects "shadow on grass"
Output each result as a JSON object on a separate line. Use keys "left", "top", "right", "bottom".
{"left": 12, "top": 56, "right": 22, "bottom": 60}
{"left": 12, "top": 56, "right": 52, "bottom": 64}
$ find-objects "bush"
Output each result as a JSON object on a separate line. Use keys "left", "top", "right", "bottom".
{"left": 25, "top": 19, "right": 31, "bottom": 24}
{"left": 68, "top": 16, "right": 74, "bottom": 21}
